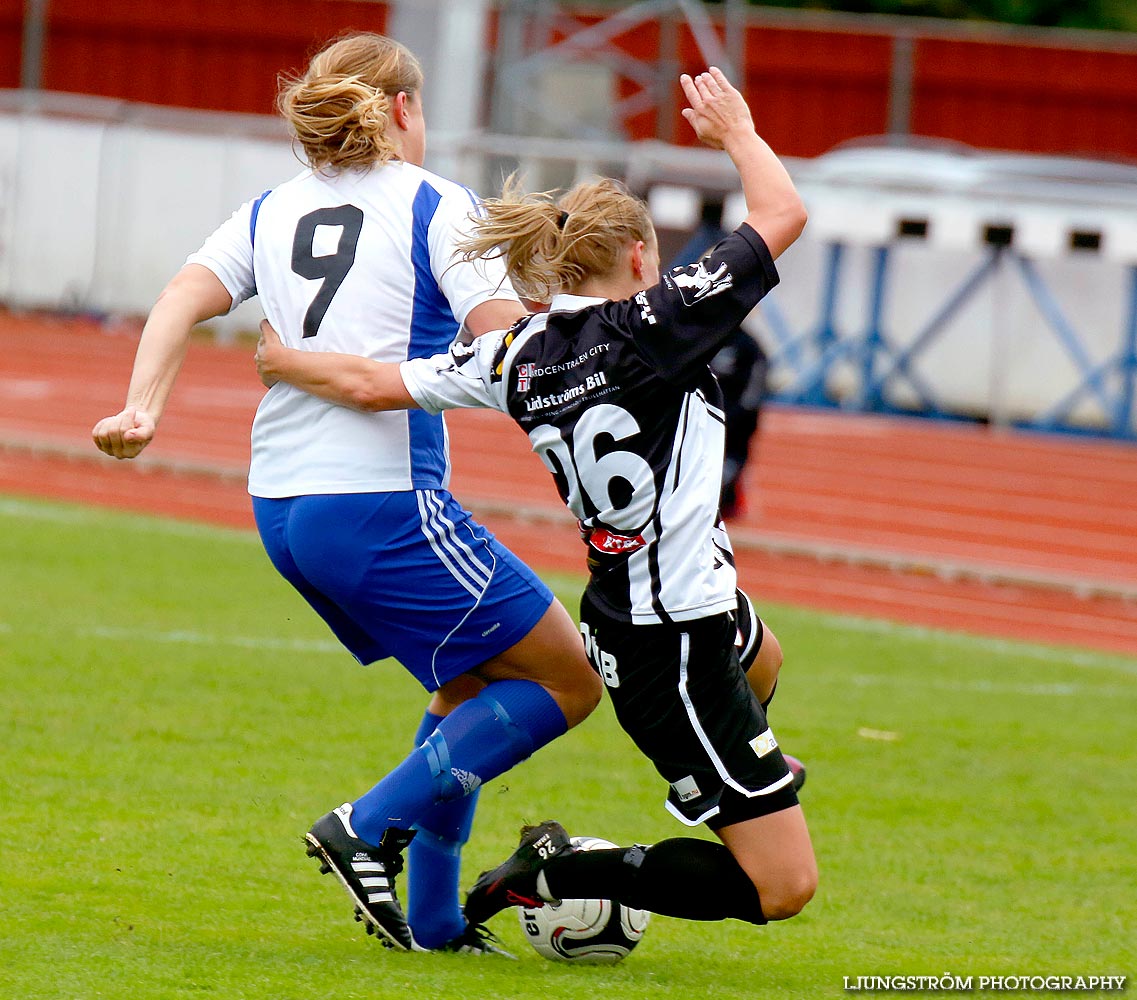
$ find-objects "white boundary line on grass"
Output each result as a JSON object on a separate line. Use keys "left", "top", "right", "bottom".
{"left": 6, "top": 615, "right": 1133, "bottom": 692}
{"left": 32, "top": 623, "right": 1130, "bottom": 696}
{"left": 5, "top": 493, "right": 1136, "bottom": 674}
{"left": 810, "top": 611, "right": 1137, "bottom": 676}
{"left": 847, "top": 672, "right": 1137, "bottom": 700}
{"left": 0, "top": 438, "right": 248, "bottom": 481}
{"left": 79, "top": 624, "right": 345, "bottom": 655}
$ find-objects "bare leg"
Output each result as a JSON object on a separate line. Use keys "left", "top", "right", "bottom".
{"left": 715, "top": 805, "right": 817, "bottom": 920}
{"left": 472, "top": 598, "right": 602, "bottom": 728}
{"left": 746, "top": 619, "right": 783, "bottom": 705}
{"left": 427, "top": 673, "right": 485, "bottom": 716}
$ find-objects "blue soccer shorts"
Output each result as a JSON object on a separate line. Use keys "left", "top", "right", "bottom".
{"left": 252, "top": 489, "right": 554, "bottom": 692}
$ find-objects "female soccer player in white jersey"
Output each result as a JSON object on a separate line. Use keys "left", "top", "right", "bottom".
{"left": 255, "top": 67, "right": 817, "bottom": 932}
{"left": 92, "top": 32, "right": 601, "bottom": 954}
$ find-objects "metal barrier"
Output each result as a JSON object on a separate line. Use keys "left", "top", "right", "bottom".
{"left": 771, "top": 146, "right": 1137, "bottom": 438}
{"left": 649, "top": 144, "right": 1137, "bottom": 439}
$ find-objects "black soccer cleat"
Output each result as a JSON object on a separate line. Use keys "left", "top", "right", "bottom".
{"left": 435, "top": 920, "right": 517, "bottom": 958}
{"left": 784, "top": 753, "right": 807, "bottom": 793}
{"left": 304, "top": 802, "right": 417, "bottom": 951}
{"left": 464, "top": 820, "right": 576, "bottom": 927}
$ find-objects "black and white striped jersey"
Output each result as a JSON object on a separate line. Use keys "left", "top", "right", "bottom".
{"left": 401, "top": 223, "right": 779, "bottom": 624}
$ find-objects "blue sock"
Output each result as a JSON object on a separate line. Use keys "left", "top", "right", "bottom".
{"left": 405, "top": 710, "right": 479, "bottom": 949}
{"left": 351, "top": 679, "right": 567, "bottom": 847}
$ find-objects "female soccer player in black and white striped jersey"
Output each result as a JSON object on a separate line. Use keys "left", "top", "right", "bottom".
{"left": 256, "top": 66, "right": 817, "bottom": 931}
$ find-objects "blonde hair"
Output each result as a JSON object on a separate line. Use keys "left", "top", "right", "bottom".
{"left": 277, "top": 33, "right": 423, "bottom": 172}
{"left": 457, "top": 176, "right": 655, "bottom": 302}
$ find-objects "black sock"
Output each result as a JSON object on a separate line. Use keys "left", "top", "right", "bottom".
{"left": 542, "top": 838, "right": 766, "bottom": 924}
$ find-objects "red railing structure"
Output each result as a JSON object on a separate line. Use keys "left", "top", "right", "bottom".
{"left": 4, "top": 1, "right": 1137, "bottom": 161}
{"left": 5, "top": 0, "right": 389, "bottom": 115}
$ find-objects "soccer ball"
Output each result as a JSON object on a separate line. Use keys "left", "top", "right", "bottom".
{"left": 517, "top": 836, "right": 650, "bottom": 964}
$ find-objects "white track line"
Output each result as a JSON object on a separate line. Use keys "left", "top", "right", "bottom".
{"left": 805, "top": 611, "right": 1137, "bottom": 675}
{"left": 6, "top": 437, "right": 1137, "bottom": 601}
{"left": 0, "top": 496, "right": 259, "bottom": 541}
{"left": 846, "top": 672, "right": 1136, "bottom": 699}
{"left": 78, "top": 624, "right": 344, "bottom": 654}
{"left": 6, "top": 491, "right": 1137, "bottom": 672}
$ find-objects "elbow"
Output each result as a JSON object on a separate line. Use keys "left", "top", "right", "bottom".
{"left": 786, "top": 193, "right": 808, "bottom": 243}
{"left": 158, "top": 265, "right": 232, "bottom": 323}
{"left": 750, "top": 194, "right": 808, "bottom": 260}
{"left": 152, "top": 282, "right": 200, "bottom": 323}
{"left": 345, "top": 372, "right": 405, "bottom": 413}
{"left": 346, "top": 384, "right": 390, "bottom": 412}
{"left": 318, "top": 362, "right": 410, "bottom": 413}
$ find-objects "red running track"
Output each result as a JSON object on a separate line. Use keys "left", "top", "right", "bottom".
{"left": 2, "top": 311, "right": 1136, "bottom": 656}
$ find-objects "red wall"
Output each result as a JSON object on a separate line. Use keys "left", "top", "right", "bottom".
{"left": 36, "top": 0, "right": 389, "bottom": 115}
{"left": 912, "top": 37, "right": 1137, "bottom": 160}
{"left": 609, "top": 17, "right": 1137, "bottom": 160}
{"left": 8, "top": 1, "right": 1137, "bottom": 162}
{"left": 700, "top": 23, "right": 894, "bottom": 157}
{"left": 0, "top": 0, "right": 23, "bottom": 89}
{"left": 604, "top": 18, "right": 894, "bottom": 156}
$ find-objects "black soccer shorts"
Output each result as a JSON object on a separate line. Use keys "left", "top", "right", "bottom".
{"left": 579, "top": 591, "right": 799, "bottom": 829}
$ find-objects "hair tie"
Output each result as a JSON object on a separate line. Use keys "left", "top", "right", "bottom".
{"left": 556, "top": 210, "right": 570, "bottom": 230}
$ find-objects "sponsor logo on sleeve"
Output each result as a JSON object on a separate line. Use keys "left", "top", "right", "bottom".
{"left": 635, "top": 290, "right": 657, "bottom": 325}
{"left": 491, "top": 332, "right": 514, "bottom": 383}
{"left": 669, "top": 259, "right": 734, "bottom": 306}
{"left": 449, "top": 337, "right": 477, "bottom": 368}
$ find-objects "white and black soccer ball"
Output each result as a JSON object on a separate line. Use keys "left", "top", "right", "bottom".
{"left": 517, "top": 836, "right": 650, "bottom": 964}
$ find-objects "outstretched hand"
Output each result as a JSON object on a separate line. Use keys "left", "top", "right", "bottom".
{"left": 679, "top": 66, "right": 755, "bottom": 150}
{"left": 256, "top": 319, "right": 284, "bottom": 388}
{"left": 92, "top": 406, "right": 156, "bottom": 460}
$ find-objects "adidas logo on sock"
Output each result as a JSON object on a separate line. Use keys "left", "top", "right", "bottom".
{"left": 451, "top": 767, "right": 482, "bottom": 795}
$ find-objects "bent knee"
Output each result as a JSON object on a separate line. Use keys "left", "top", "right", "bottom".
{"left": 561, "top": 662, "right": 603, "bottom": 727}
{"left": 762, "top": 626, "right": 784, "bottom": 673}
{"left": 759, "top": 869, "right": 817, "bottom": 921}
{"left": 537, "top": 643, "right": 604, "bottom": 728}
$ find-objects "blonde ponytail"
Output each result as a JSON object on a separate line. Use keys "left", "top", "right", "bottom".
{"left": 457, "top": 176, "right": 655, "bottom": 301}
{"left": 278, "top": 33, "right": 423, "bottom": 172}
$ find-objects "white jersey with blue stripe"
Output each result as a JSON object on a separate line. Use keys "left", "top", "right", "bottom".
{"left": 186, "top": 161, "right": 518, "bottom": 498}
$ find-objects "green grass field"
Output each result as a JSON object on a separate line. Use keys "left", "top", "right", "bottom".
{"left": 2, "top": 495, "right": 1134, "bottom": 999}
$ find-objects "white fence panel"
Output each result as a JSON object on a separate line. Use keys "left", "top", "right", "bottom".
{"left": 2, "top": 92, "right": 1135, "bottom": 434}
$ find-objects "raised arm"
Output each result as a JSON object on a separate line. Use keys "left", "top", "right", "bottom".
{"left": 256, "top": 321, "right": 418, "bottom": 413}
{"left": 679, "top": 67, "right": 806, "bottom": 259}
{"left": 92, "top": 264, "right": 233, "bottom": 459}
